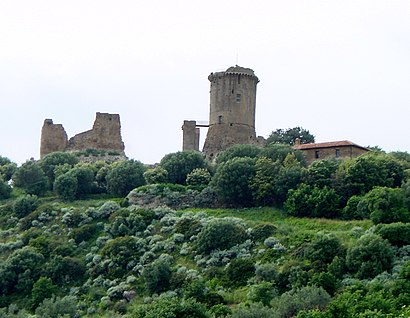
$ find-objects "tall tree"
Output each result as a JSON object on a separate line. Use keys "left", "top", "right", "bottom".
{"left": 267, "top": 127, "right": 315, "bottom": 146}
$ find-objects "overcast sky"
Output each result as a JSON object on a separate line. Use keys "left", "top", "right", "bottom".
{"left": 1, "top": 0, "right": 409, "bottom": 165}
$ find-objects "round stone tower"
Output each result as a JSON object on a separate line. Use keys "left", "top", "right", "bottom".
{"left": 202, "top": 65, "right": 260, "bottom": 160}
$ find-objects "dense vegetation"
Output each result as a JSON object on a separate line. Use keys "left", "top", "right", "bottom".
{"left": 1, "top": 133, "right": 410, "bottom": 317}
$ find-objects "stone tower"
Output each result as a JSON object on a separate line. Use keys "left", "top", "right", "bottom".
{"left": 40, "top": 119, "right": 68, "bottom": 159}
{"left": 182, "top": 120, "right": 200, "bottom": 151}
{"left": 202, "top": 65, "right": 260, "bottom": 160}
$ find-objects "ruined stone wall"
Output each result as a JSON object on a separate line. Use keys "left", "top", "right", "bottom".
{"left": 182, "top": 120, "right": 200, "bottom": 151}
{"left": 40, "top": 112, "right": 125, "bottom": 159}
{"left": 67, "top": 113, "right": 125, "bottom": 153}
{"left": 301, "top": 146, "right": 368, "bottom": 165}
{"left": 203, "top": 66, "right": 260, "bottom": 160}
{"left": 40, "top": 119, "right": 68, "bottom": 159}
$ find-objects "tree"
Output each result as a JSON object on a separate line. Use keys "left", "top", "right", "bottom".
{"left": 196, "top": 218, "right": 248, "bottom": 254}
{"left": 13, "top": 194, "right": 39, "bottom": 218}
{"left": 346, "top": 234, "right": 394, "bottom": 279}
{"left": 39, "top": 152, "right": 78, "bottom": 186}
{"left": 216, "top": 144, "right": 262, "bottom": 164}
{"left": 345, "top": 153, "right": 405, "bottom": 195}
{"left": 251, "top": 157, "right": 281, "bottom": 206}
{"left": 212, "top": 157, "right": 257, "bottom": 206}
{"left": 68, "top": 166, "right": 96, "bottom": 197}
{"left": 31, "top": 277, "right": 58, "bottom": 309}
{"left": 261, "top": 143, "right": 307, "bottom": 166}
{"left": 143, "top": 167, "right": 169, "bottom": 184}
{"left": 285, "top": 184, "right": 341, "bottom": 218}
{"left": 0, "top": 177, "right": 12, "bottom": 199}
{"left": 141, "top": 254, "right": 173, "bottom": 294}
{"left": 0, "top": 156, "right": 17, "bottom": 181}
{"left": 267, "top": 127, "right": 315, "bottom": 146}
{"left": 160, "top": 151, "right": 207, "bottom": 185}
{"left": 305, "top": 159, "right": 340, "bottom": 188}
{"left": 106, "top": 159, "right": 146, "bottom": 196}
{"left": 305, "top": 234, "right": 345, "bottom": 268}
{"left": 358, "top": 187, "right": 410, "bottom": 224}
{"left": 53, "top": 173, "right": 78, "bottom": 201}
{"left": 186, "top": 168, "right": 211, "bottom": 187}
{"left": 13, "top": 161, "right": 48, "bottom": 196}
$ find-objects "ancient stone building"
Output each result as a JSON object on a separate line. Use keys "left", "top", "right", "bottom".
{"left": 40, "top": 112, "right": 125, "bottom": 159}
{"left": 202, "top": 65, "right": 264, "bottom": 160}
{"left": 293, "top": 140, "right": 369, "bottom": 164}
{"left": 182, "top": 120, "right": 200, "bottom": 151}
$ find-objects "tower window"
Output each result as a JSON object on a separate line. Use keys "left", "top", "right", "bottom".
{"left": 238, "top": 75, "right": 241, "bottom": 84}
{"left": 315, "top": 150, "right": 320, "bottom": 159}
{"left": 236, "top": 94, "right": 241, "bottom": 102}
{"left": 335, "top": 149, "right": 340, "bottom": 158}
{"left": 218, "top": 115, "right": 223, "bottom": 124}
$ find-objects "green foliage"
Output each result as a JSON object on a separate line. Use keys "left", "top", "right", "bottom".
{"left": 35, "top": 295, "right": 78, "bottom": 318}
{"left": 31, "top": 276, "right": 58, "bottom": 309}
{"left": 346, "top": 234, "right": 394, "bottom": 279}
{"left": 131, "top": 295, "right": 210, "bottom": 318}
{"left": 267, "top": 126, "right": 315, "bottom": 146}
{"left": 212, "top": 157, "right": 257, "bottom": 206}
{"left": 345, "top": 152, "right": 405, "bottom": 195}
{"left": 68, "top": 166, "right": 96, "bottom": 197}
{"left": 247, "top": 282, "right": 277, "bottom": 306}
{"left": 141, "top": 254, "right": 173, "bottom": 294}
{"left": 196, "top": 218, "right": 248, "bottom": 254}
{"left": 216, "top": 144, "right": 262, "bottom": 164}
{"left": 47, "top": 256, "right": 86, "bottom": 285}
{"left": 160, "top": 151, "right": 207, "bottom": 185}
{"left": 305, "top": 159, "right": 340, "bottom": 188}
{"left": 13, "top": 160, "right": 48, "bottom": 196}
{"left": 13, "top": 194, "right": 39, "bottom": 218}
{"left": 358, "top": 187, "right": 410, "bottom": 224}
{"left": 39, "top": 151, "right": 79, "bottom": 185}
{"left": 285, "top": 184, "right": 341, "bottom": 218}
{"left": 0, "top": 178, "right": 11, "bottom": 200}
{"left": 71, "top": 223, "right": 100, "bottom": 244}
{"left": 144, "top": 166, "right": 169, "bottom": 184}
{"left": 374, "top": 222, "right": 410, "bottom": 247}
{"left": 186, "top": 168, "right": 211, "bottom": 187}
{"left": 229, "top": 302, "right": 275, "bottom": 318}
{"left": 106, "top": 159, "right": 146, "bottom": 196}
{"left": 261, "top": 143, "right": 307, "bottom": 166}
{"left": 223, "top": 258, "right": 255, "bottom": 287}
{"left": 272, "top": 286, "right": 331, "bottom": 318}
{"left": 250, "top": 156, "right": 281, "bottom": 206}
{"left": 251, "top": 223, "right": 277, "bottom": 242}
{"left": 0, "top": 156, "right": 17, "bottom": 181}
{"left": 342, "top": 195, "right": 366, "bottom": 220}
{"left": 54, "top": 172, "right": 78, "bottom": 201}
{"left": 305, "top": 234, "right": 345, "bottom": 268}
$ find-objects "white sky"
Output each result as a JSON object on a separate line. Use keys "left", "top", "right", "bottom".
{"left": 1, "top": 0, "right": 409, "bottom": 165}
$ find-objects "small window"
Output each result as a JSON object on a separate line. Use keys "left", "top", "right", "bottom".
{"left": 315, "top": 150, "right": 320, "bottom": 159}
{"left": 238, "top": 75, "right": 241, "bottom": 84}
{"left": 218, "top": 115, "right": 223, "bottom": 124}
{"left": 335, "top": 149, "right": 340, "bottom": 158}
{"left": 236, "top": 94, "right": 241, "bottom": 102}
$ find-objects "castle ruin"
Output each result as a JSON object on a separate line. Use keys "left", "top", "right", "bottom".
{"left": 183, "top": 65, "right": 265, "bottom": 160}
{"left": 40, "top": 112, "right": 125, "bottom": 159}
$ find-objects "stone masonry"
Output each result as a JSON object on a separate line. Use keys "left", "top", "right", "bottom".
{"left": 40, "top": 112, "right": 125, "bottom": 159}
{"left": 202, "top": 66, "right": 264, "bottom": 160}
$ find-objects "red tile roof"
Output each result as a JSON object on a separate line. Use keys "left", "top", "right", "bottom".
{"left": 293, "top": 140, "right": 369, "bottom": 151}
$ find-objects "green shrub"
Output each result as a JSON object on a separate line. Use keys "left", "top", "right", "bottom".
{"left": 71, "top": 223, "right": 100, "bottom": 244}
{"left": 248, "top": 282, "right": 277, "bottom": 306}
{"left": 186, "top": 168, "right": 211, "bottom": 187}
{"left": 106, "top": 159, "right": 146, "bottom": 196}
{"left": 251, "top": 223, "right": 277, "bottom": 242}
{"left": 141, "top": 254, "right": 173, "bottom": 294}
{"left": 375, "top": 222, "right": 410, "bottom": 247}
{"left": 196, "top": 218, "right": 249, "bottom": 254}
{"left": 13, "top": 194, "right": 39, "bottom": 218}
{"left": 143, "top": 167, "right": 169, "bottom": 184}
{"left": 223, "top": 258, "right": 255, "bottom": 287}
{"left": 132, "top": 295, "right": 210, "bottom": 318}
{"left": 35, "top": 295, "right": 78, "bottom": 318}
{"left": 31, "top": 277, "right": 58, "bottom": 309}
{"left": 0, "top": 179, "right": 11, "bottom": 200}
{"left": 230, "top": 302, "right": 275, "bottom": 318}
{"left": 346, "top": 234, "right": 394, "bottom": 279}
{"left": 272, "top": 286, "right": 331, "bottom": 318}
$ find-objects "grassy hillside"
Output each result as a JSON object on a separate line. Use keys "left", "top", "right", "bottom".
{"left": 4, "top": 195, "right": 409, "bottom": 318}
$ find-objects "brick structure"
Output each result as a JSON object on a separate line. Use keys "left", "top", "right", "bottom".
{"left": 293, "top": 140, "right": 369, "bottom": 164}
{"left": 40, "top": 112, "right": 125, "bottom": 159}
